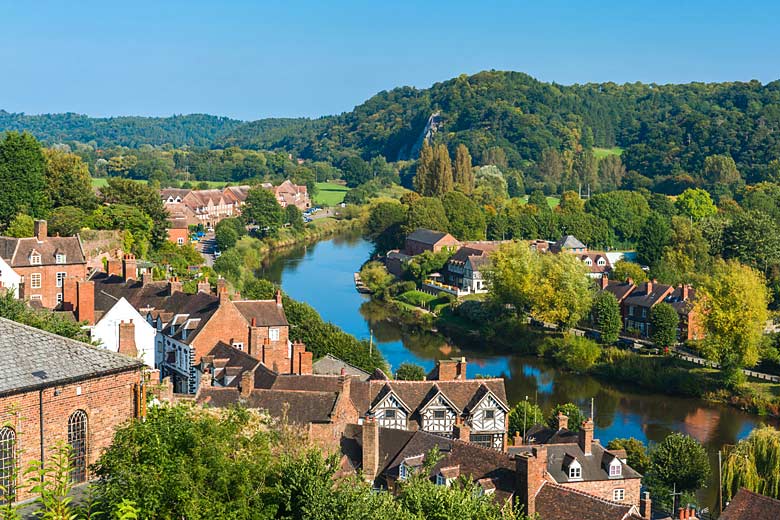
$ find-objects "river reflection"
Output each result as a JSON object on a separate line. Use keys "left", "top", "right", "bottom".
{"left": 261, "top": 232, "right": 777, "bottom": 510}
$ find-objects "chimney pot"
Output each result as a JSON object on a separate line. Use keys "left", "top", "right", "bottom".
{"left": 34, "top": 220, "right": 47, "bottom": 241}
{"left": 557, "top": 412, "right": 569, "bottom": 431}
{"left": 240, "top": 370, "right": 254, "bottom": 398}
{"left": 579, "top": 417, "right": 594, "bottom": 456}
{"left": 275, "top": 290, "right": 283, "bottom": 306}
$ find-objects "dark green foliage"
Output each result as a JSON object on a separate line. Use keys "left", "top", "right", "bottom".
{"left": 99, "top": 178, "right": 168, "bottom": 246}
{"left": 0, "top": 291, "right": 91, "bottom": 342}
{"left": 508, "top": 400, "right": 545, "bottom": 437}
{"left": 402, "top": 197, "right": 450, "bottom": 235}
{"left": 636, "top": 212, "right": 672, "bottom": 268}
{"left": 48, "top": 206, "right": 87, "bottom": 236}
{"left": 215, "top": 222, "right": 239, "bottom": 251}
{"left": 584, "top": 191, "right": 650, "bottom": 243}
{"left": 148, "top": 242, "right": 203, "bottom": 277}
{"left": 441, "top": 191, "right": 485, "bottom": 240}
{"left": 546, "top": 403, "right": 586, "bottom": 433}
{"left": 242, "top": 186, "right": 283, "bottom": 234}
{"left": 395, "top": 362, "right": 427, "bottom": 380}
{"left": 648, "top": 433, "right": 711, "bottom": 494}
{"left": 0, "top": 132, "right": 48, "bottom": 227}
{"left": 607, "top": 437, "right": 650, "bottom": 474}
{"left": 592, "top": 291, "right": 621, "bottom": 344}
{"left": 285, "top": 204, "right": 304, "bottom": 232}
{"left": 366, "top": 201, "right": 407, "bottom": 252}
{"left": 527, "top": 190, "right": 548, "bottom": 210}
{"left": 722, "top": 210, "right": 780, "bottom": 273}
{"left": 43, "top": 149, "right": 98, "bottom": 211}
{"left": 650, "top": 302, "right": 680, "bottom": 347}
{"left": 4, "top": 213, "right": 34, "bottom": 237}
{"left": 340, "top": 156, "right": 372, "bottom": 187}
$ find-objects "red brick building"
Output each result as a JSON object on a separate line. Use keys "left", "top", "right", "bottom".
{"left": 0, "top": 220, "right": 87, "bottom": 309}
{"left": 0, "top": 318, "right": 143, "bottom": 503}
{"left": 403, "top": 228, "right": 460, "bottom": 256}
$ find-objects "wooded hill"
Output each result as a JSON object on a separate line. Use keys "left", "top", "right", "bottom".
{"left": 3, "top": 71, "right": 780, "bottom": 181}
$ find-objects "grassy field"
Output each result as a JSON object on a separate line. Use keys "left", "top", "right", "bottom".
{"left": 518, "top": 195, "right": 560, "bottom": 208}
{"left": 592, "top": 147, "right": 623, "bottom": 159}
{"left": 91, "top": 178, "right": 231, "bottom": 189}
{"left": 314, "top": 182, "right": 349, "bottom": 205}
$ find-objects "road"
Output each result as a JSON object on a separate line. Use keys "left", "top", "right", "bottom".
{"left": 196, "top": 231, "right": 216, "bottom": 267}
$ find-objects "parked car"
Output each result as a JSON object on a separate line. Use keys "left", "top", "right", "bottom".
{"left": 214, "top": 251, "right": 222, "bottom": 258}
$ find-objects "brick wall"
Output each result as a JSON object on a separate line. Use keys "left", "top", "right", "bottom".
{"left": 558, "top": 477, "right": 642, "bottom": 508}
{"left": 0, "top": 369, "right": 140, "bottom": 501}
{"left": 16, "top": 263, "right": 86, "bottom": 309}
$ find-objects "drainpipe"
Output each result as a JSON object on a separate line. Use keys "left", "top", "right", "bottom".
{"left": 39, "top": 388, "right": 45, "bottom": 475}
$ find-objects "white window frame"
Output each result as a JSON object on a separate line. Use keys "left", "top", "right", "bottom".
{"left": 269, "top": 328, "right": 280, "bottom": 341}
{"left": 177, "top": 237, "right": 184, "bottom": 245}
{"left": 609, "top": 460, "right": 622, "bottom": 477}
{"left": 484, "top": 409, "right": 495, "bottom": 420}
{"left": 56, "top": 254, "right": 66, "bottom": 264}
{"left": 30, "top": 295, "right": 42, "bottom": 301}
{"left": 30, "top": 273, "right": 42, "bottom": 289}
{"left": 436, "top": 474, "right": 449, "bottom": 486}
{"left": 232, "top": 342, "right": 244, "bottom": 351}
{"left": 399, "top": 463, "right": 409, "bottom": 481}
{"left": 613, "top": 488, "right": 625, "bottom": 501}
{"left": 56, "top": 272, "right": 66, "bottom": 288}
{"left": 568, "top": 461, "right": 582, "bottom": 480}
{"left": 56, "top": 293, "right": 63, "bottom": 304}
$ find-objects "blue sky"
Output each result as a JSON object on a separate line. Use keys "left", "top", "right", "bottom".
{"left": 1, "top": 1, "right": 778, "bottom": 120}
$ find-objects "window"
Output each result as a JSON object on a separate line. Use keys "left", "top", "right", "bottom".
{"left": 56, "top": 272, "right": 66, "bottom": 288}
{"left": 30, "top": 295, "right": 42, "bottom": 301}
{"left": 609, "top": 461, "right": 622, "bottom": 477}
{"left": 30, "top": 273, "right": 42, "bottom": 289}
{"left": 177, "top": 238, "right": 184, "bottom": 245}
{"left": 269, "top": 328, "right": 280, "bottom": 341}
{"left": 56, "top": 293, "right": 63, "bottom": 304}
{"left": 433, "top": 410, "right": 446, "bottom": 419}
{"left": 56, "top": 254, "right": 66, "bottom": 264}
{"left": 385, "top": 409, "right": 396, "bottom": 419}
{"left": 628, "top": 306, "right": 635, "bottom": 317}
{"left": 613, "top": 488, "right": 625, "bottom": 501}
{"left": 568, "top": 462, "right": 582, "bottom": 480}
{"left": 641, "top": 308, "right": 647, "bottom": 318}
{"left": 436, "top": 474, "right": 448, "bottom": 486}
{"left": 399, "top": 463, "right": 409, "bottom": 481}
{"left": 0, "top": 427, "right": 16, "bottom": 502}
{"left": 469, "top": 433, "right": 494, "bottom": 448}
{"left": 232, "top": 342, "right": 244, "bottom": 351}
{"left": 30, "top": 252, "right": 41, "bottom": 265}
{"left": 67, "top": 410, "right": 88, "bottom": 483}
{"left": 484, "top": 410, "right": 495, "bottom": 420}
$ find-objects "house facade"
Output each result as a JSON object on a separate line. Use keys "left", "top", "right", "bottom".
{"left": 445, "top": 241, "right": 506, "bottom": 294}
{"left": 162, "top": 186, "right": 250, "bottom": 228}
{"left": 403, "top": 229, "right": 460, "bottom": 256}
{"left": 267, "top": 180, "right": 311, "bottom": 210}
{"left": 0, "top": 318, "right": 143, "bottom": 502}
{"left": 0, "top": 220, "right": 87, "bottom": 309}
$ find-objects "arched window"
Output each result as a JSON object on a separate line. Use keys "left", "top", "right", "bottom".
{"left": 67, "top": 410, "right": 88, "bottom": 483}
{"left": 0, "top": 427, "right": 16, "bottom": 501}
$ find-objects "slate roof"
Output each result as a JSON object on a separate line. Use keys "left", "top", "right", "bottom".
{"left": 233, "top": 300, "right": 288, "bottom": 327}
{"left": 406, "top": 229, "right": 455, "bottom": 246}
{"left": 313, "top": 354, "right": 372, "bottom": 380}
{"left": 205, "top": 342, "right": 260, "bottom": 387}
{"left": 602, "top": 280, "right": 637, "bottom": 302}
{"left": 517, "top": 424, "right": 579, "bottom": 445}
{"left": 0, "top": 317, "right": 142, "bottom": 396}
{"left": 624, "top": 281, "right": 675, "bottom": 308}
{"left": 535, "top": 482, "right": 640, "bottom": 520}
{"left": 0, "top": 236, "right": 86, "bottom": 267}
{"left": 544, "top": 443, "right": 641, "bottom": 483}
{"left": 720, "top": 489, "right": 780, "bottom": 520}
{"left": 196, "top": 386, "right": 341, "bottom": 425}
{"left": 554, "top": 235, "right": 587, "bottom": 251}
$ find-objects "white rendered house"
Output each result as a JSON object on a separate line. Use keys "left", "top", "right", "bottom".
{"left": 90, "top": 297, "right": 156, "bottom": 367}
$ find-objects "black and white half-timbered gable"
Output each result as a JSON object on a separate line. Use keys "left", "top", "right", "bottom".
{"left": 370, "top": 385, "right": 412, "bottom": 430}
{"left": 419, "top": 387, "right": 460, "bottom": 436}
{"left": 462, "top": 385, "right": 509, "bottom": 449}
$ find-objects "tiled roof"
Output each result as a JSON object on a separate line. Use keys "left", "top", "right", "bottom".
{"left": 535, "top": 482, "right": 639, "bottom": 520}
{"left": 520, "top": 424, "right": 579, "bottom": 445}
{"left": 544, "top": 443, "right": 642, "bottom": 483}
{"left": 196, "top": 386, "right": 340, "bottom": 424}
{"left": 0, "top": 236, "right": 86, "bottom": 267}
{"left": 720, "top": 489, "right": 780, "bottom": 520}
{"left": 603, "top": 280, "right": 636, "bottom": 302}
{"left": 406, "top": 229, "right": 455, "bottom": 246}
{"left": 313, "top": 354, "right": 371, "bottom": 380}
{"left": 0, "top": 317, "right": 142, "bottom": 396}
{"left": 555, "top": 235, "right": 587, "bottom": 251}
{"left": 233, "top": 300, "right": 288, "bottom": 327}
{"left": 623, "top": 281, "right": 674, "bottom": 308}
{"left": 205, "top": 342, "right": 260, "bottom": 386}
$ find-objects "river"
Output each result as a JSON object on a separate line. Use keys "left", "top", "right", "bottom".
{"left": 260, "top": 231, "right": 776, "bottom": 511}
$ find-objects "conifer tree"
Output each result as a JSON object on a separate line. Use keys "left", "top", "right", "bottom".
{"left": 414, "top": 141, "right": 434, "bottom": 195}
{"left": 432, "top": 144, "right": 453, "bottom": 196}
{"left": 454, "top": 144, "right": 474, "bottom": 194}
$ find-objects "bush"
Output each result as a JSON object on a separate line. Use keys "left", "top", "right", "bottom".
{"left": 546, "top": 403, "right": 587, "bottom": 432}
{"left": 508, "top": 400, "right": 545, "bottom": 437}
{"left": 540, "top": 335, "right": 601, "bottom": 373}
{"left": 395, "top": 363, "right": 427, "bottom": 380}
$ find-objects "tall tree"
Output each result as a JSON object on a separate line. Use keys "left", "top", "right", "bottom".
{"left": 453, "top": 144, "right": 474, "bottom": 194}
{"left": 43, "top": 149, "right": 98, "bottom": 211}
{"left": 722, "top": 426, "right": 780, "bottom": 501}
{"left": 537, "top": 149, "right": 564, "bottom": 189}
{"left": 99, "top": 177, "right": 169, "bottom": 247}
{"left": 702, "top": 154, "right": 741, "bottom": 190}
{"left": 441, "top": 191, "right": 485, "bottom": 240}
{"left": 592, "top": 291, "right": 622, "bottom": 344}
{"left": 675, "top": 188, "right": 717, "bottom": 222}
{"left": 430, "top": 144, "right": 454, "bottom": 196}
{"left": 413, "top": 141, "right": 434, "bottom": 195}
{"left": 722, "top": 210, "right": 780, "bottom": 273}
{"left": 402, "top": 197, "right": 450, "bottom": 235}
{"left": 637, "top": 212, "right": 672, "bottom": 268}
{"left": 598, "top": 155, "right": 626, "bottom": 191}
{"left": 696, "top": 260, "right": 769, "bottom": 381}
{"left": 648, "top": 433, "right": 711, "bottom": 494}
{"left": 0, "top": 132, "right": 48, "bottom": 227}
{"left": 242, "top": 186, "right": 284, "bottom": 234}
{"left": 649, "top": 302, "right": 680, "bottom": 347}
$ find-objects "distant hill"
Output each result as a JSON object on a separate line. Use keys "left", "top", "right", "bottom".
{"left": 4, "top": 71, "right": 780, "bottom": 181}
{"left": 0, "top": 111, "right": 245, "bottom": 148}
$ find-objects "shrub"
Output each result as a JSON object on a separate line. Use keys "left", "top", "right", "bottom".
{"left": 395, "top": 363, "right": 427, "bottom": 380}
{"left": 540, "top": 335, "right": 601, "bottom": 373}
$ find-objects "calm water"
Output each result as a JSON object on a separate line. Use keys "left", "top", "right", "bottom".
{"left": 260, "top": 232, "right": 776, "bottom": 510}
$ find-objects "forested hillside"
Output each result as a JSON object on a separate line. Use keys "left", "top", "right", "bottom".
{"left": 0, "top": 111, "right": 245, "bottom": 147}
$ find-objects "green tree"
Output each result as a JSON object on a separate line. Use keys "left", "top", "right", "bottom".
{"left": 402, "top": 197, "right": 450, "bottom": 235}
{"left": 441, "top": 191, "right": 485, "bottom": 240}
{"left": 508, "top": 400, "right": 545, "bottom": 437}
{"left": 702, "top": 154, "right": 741, "bottom": 193}
{"left": 675, "top": 188, "right": 717, "bottom": 222}
{"left": 405, "top": 249, "right": 454, "bottom": 283}
{"left": 99, "top": 178, "right": 168, "bottom": 246}
{"left": 4, "top": 213, "right": 34, "bottom": 237}
{"left": 636, "top": 212, "right": 672, "bottom": 268}
{"left": 722, "top": 210, "right": 780, "bottom": 273}
{"left": 611, "top": 260, "right": 648, "bottom": 283}
{"left": 454, "top": 144, "right": 474, "bottom": 194}
{"left": 546, "top": 403, "right": 586, "bottom": 433}
{"left": 696, "top": 260, "right": 769, "bottom": 381}
{"left": 0, "top": 132, "right": 48, "bottom": 226}
{"left": 585, "top": 190, "right": 650, "bottom": 243}
{"left": 48, "top": 206, "right": 87, "bottom": 236}
{"left": 592, "top": 291, "right": 622, "bottom": 344}
{"left": 722, "top": 426, "right": 780, "bottom": 501}
{"left": 0, "top": 291, "right": 91, "bottom": 342}
{"left": 649, "top": 302, "right": 680, "bottom": 347}
{"left": 558, "top": 191, "right": 585, "bottom": 214}
{"left": 359, "top": 261, "right": 393, "bottom": 294}
{"left": 648, "top": 433, "right": 711, "bottom": 494}
{"left": 543, "top": 335, "right": 601, "bottom": 373}
{"left": 527, "top": 189, "right": 549, "bottom": 210}
{"left": 414, "top": 141, "right": 434, "bottom": 195}
{"left": 537, "top": 149, "right": 564, "bottom": 190}
{"left": 43, "top": 148, "right": 98, "bottom": 211}
{"left": 429, "top": 144, "right": 454, "bottom": 196}
{"left": 242, "top": 186, "right": 284, "bottom": 234}
{"left": 395, "top": 362, "right": 427, "bottom": 381}
{"left": 285, "top": 204, "right": 304, "bottom": 232}
{"left": 366, "top": 201, "right": 407, "bottom": 253}
{"left": 341, "top": 156, "right": 372, "bottom": 187}
{"left": 598, "top": 154, "right": 626, "bottom": 191}
{"left": 607, "top": 437, "right": 650, "bottom": 474}
{"left": 215, "top": 223, "right": 239, "bottom": 251}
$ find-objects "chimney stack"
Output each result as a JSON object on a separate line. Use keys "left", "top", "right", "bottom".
{"left": 626, "top": 277, "right": 634, "bottom": 286}
{"left": 142, "top": 271, "right": 153, "bottom": 286}
{"left": 168, "top": 277, "right": 182, "bottom": 296}
{"left": 240, "top": 370, "right": 254, "bottom": 398}
{"left": 453, "top": 417, "right": 470, "bottom": 443}
{"left": 516, "top": 446, "right": 547, "bottom": 517}
{"left": 34, "top": 220, "right": 47, "bottom": 241}
{"left": 682, "top": 284, "right": 690, "bottom": 300}
{"left": 557, "top": 412, "right": 569, "bottom": 431}
{"left": 197, "top": 277, "right": 211, "bottom": 294}
{"left": 338, "top": 373, "right": 351, "bottom": 401}
{"left": 579, "top": 418, "right": 594, "bottom": 456}
{"left": 362, "top": 416, "right": 380, "bottom": 482}
{"left": 435, "top": 358, "right": 467, "bottom": 381}
{"left": 275, "top": 289, "right": 283, "bottom": 306}
{"left": 513, "top": 431, "right": 522, "bottom": 446}
{"left": 107, "top": 258, "right": 122, "bottom": 278}
{"left": 122, "top": 254, "right": 138, "bottom": 281}
{"left": 646, "top": 280, "right": 653, "bottom": 294}
{"left": 118, "top": 320, "right": 138, "bottom": 358}
{"left": 599, "top": 274, "right": 609, "bottom": 290}
{"left": 75, "top": 280, "right": 95, "bottom": 326}
{"left": 218, "top": 283, "right": 229, "bottom": 303}
{"left": 640, "top": 492, "right": 652, "bottom": 520}
{"left": 200, "top": 368, "right": 212, "bottom": 389}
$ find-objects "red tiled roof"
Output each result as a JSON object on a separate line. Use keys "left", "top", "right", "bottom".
{"left": 720, "top": 489, "right": 780, "bottom": 520}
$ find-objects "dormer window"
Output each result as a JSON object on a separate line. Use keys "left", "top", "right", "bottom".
{"left": 436, "top": 474, "right": 449, "bottom": 486}
{"left": 30, "top": 252, "right": 41, "bottom": 265}
{"left": 55, "top": 253, "right": 66, "bottom": 264}
{"left": 584, "top": 258, "right": 592, "bottom": 266}
{"left": 609, "top": 459, "right": 622, "bottom": 477}
{"left": 568, "top": 460, "right": 582, "bottom": 480}
{"left": 399, "top": 462, "right": 411, "bottom": 481}
{"left": 597, "top": 258, "right": 606, "bottom": 266}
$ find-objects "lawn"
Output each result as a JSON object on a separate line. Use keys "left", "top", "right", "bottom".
{"left": 314, "top": 182, "right": 349, "bottom": 206}
{"left": 592, "top": 147, "right": 623, "bottom": 159}
{"left": 91, "top": 178, "right": 148, "bottom": 188}
{"left": 518, "top": 195, "right": 560, "bottom": 208}
{"left": 91, "top": 178, "right": 230, "bottom": 189}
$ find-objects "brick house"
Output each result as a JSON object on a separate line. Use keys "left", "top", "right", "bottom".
{"left": 166, "top": 221, "right": 190, "bottom": 246}
{"left": 720, "top": 488, "right": 780, "bottom": 520}
{"left": 162, "top": 187, "right": 250, "bottom": 228}
{"left": 0, "top": 220, "right": 87, "bottom": 309}
{"left": 266, "top": 180, "right": 311, "bottom": 210}
{"left": 600, "top": 277, "right": 703, "bottom": 342}
{"left": 403, "top": 229, "right": 461, "bottom": 256}
{"left": 445, "top": 241, "right": 506, "bottom": 294}
{"left": 0, "top": 318, "right": 143, "bottom": 502}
